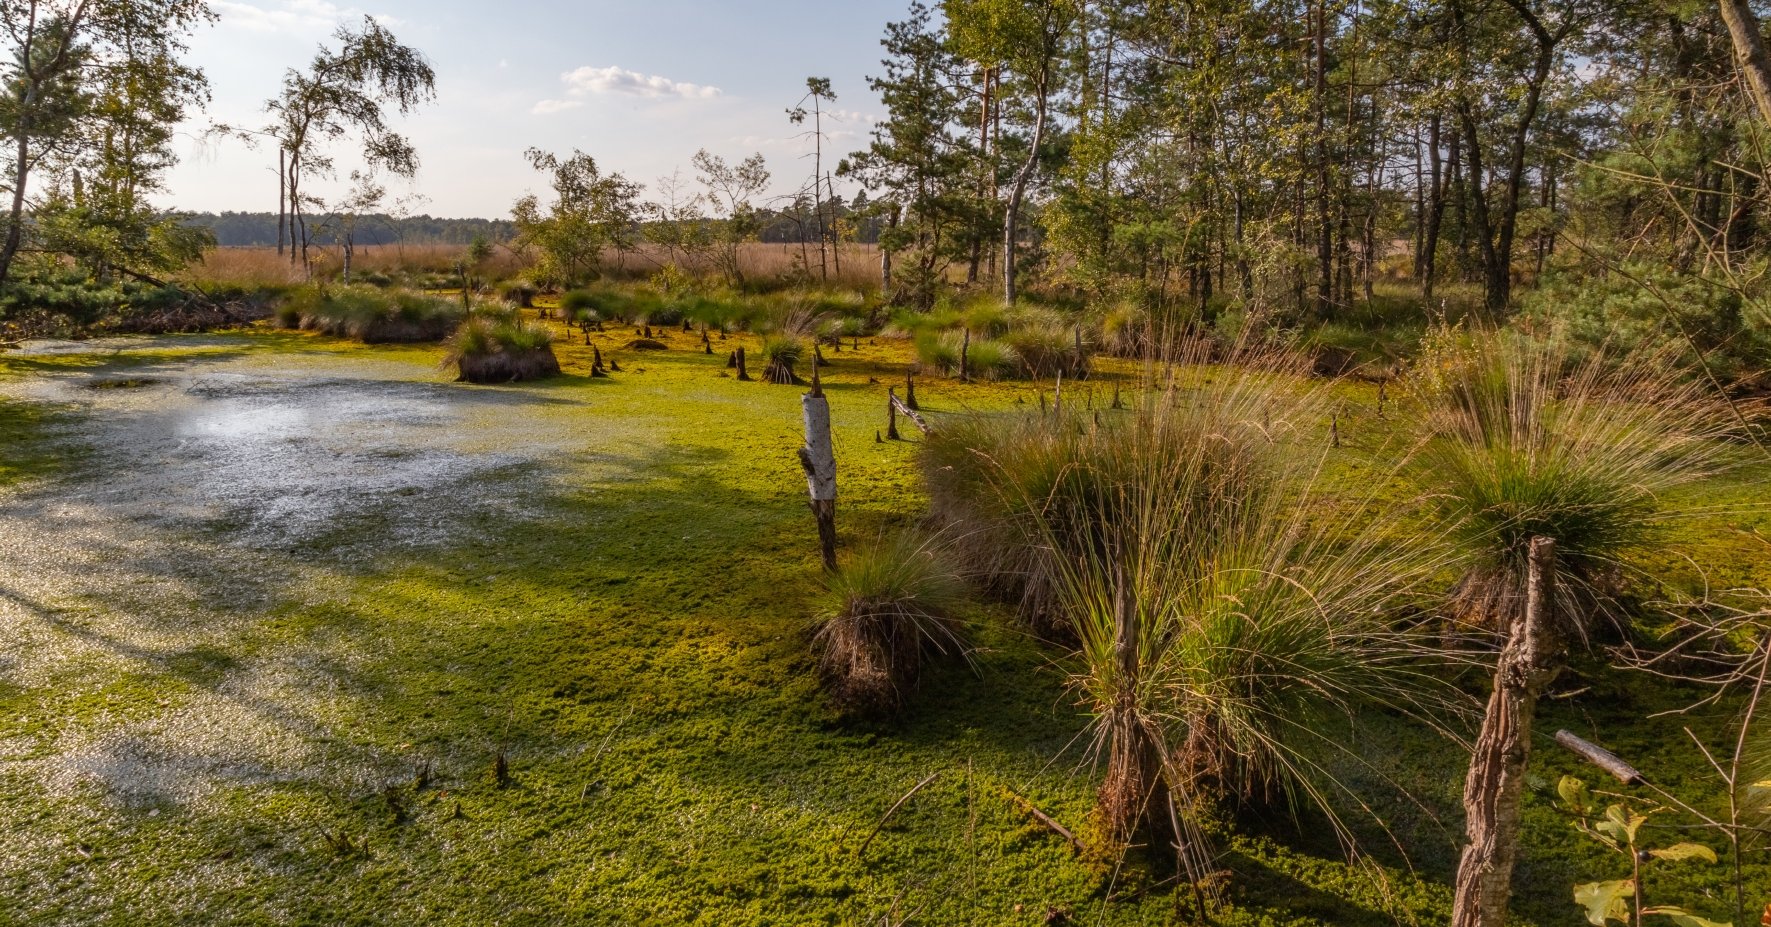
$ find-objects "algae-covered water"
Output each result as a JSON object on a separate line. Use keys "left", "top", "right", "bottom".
{"left": 0, "top": 330, "right": 1763, "bottom": 926}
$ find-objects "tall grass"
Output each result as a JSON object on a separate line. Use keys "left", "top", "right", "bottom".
{"left": 277, "top": 285, "right": 464, "bottom": 343}
{"left": 444, "top": 308, "right": 560, "bottom": 383}
{"left": 924, "top": 337, "right": 1461, "bottom": 865}
{"left": 812, "top": 532, "right": 970, "bottom": 715}
{"left": 1405, "top": 328, "right": 1740, "bottom": 629}
{"left": 182, "top": 243, "right": 883, "bottom": 291}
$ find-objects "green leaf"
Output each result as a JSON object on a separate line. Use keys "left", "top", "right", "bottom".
{"left": 1642, "top": 905, "right": 1731, "bottom": 927}
{"left": 1648, "top": 843, "right": 1717, "bottom": 864}
{"left": 1560, "top": 775, "right": 1591, "bottom": 813}
{"left": 1575, "top": 879, "right": 1634, "bottom": 926}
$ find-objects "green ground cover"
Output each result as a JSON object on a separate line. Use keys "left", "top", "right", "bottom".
{"left": 0, "top": 320, "right": 1764, "bottom": 925}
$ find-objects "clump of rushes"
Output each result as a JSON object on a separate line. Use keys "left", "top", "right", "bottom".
{"left": 964, "top": 338, "right": 1021, "bottom": 381}
{"left": 929, "top": 337, "right": 1460, "bottom": 864}
{"left": 1003, "top": 321, "right": 1089, "bottom": 379}
{"left": 760, "top": 334, "right": 806, "bottom": 385}
{"left": 1097, "top": 301, "right": 1147, "bottom": 358}
{"left": 812, "top": 532, "right": 969, "bottom": 715}
{"left": 922, "top": 338, "right": 1295, "bottom": 637}
{"left": 1404, "top": 328, "right": 1739, "bottom": 632}
{"left": 278, "top": 285, "right": 465, "bottom": 343}
{"left": 445, "top": 309, "right": 561, "bottom": 383}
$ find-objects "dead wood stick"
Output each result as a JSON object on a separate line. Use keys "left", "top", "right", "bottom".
{"left": 1003, "top": 788, "right": 1084, "bottom": 853}
{"left": 889, "top": 392, "right": 932, "bottom": 435}
{"left": 857, "top": 771, "right": 942, "bottom": 856}
{"left": 1553, "top": 730, "right": 1643, "bottom": 785}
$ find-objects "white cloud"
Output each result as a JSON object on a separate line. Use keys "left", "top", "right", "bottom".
{"left": 530, "top": 99, "right": 583, "bottom": 116}
{"left": 559, "top": 65, "right": 722, "bottom": 100}
{"left": 214, "top": 1, "right": 396, "bottom": 33}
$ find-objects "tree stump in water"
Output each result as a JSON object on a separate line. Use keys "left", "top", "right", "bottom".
{"left": 735, "top": 346, "right": 751, "bottom": 381}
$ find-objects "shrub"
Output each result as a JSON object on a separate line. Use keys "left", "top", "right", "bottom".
{"left": 812, "top": 532, "right": 969, "bottom": 715}
{"left": 1517, "top": 262, "right": 1771, "bottom": 383}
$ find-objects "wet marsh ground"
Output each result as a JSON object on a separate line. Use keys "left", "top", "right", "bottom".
{"left": 1, "top": 320, "right": 1767, "bottom": 925}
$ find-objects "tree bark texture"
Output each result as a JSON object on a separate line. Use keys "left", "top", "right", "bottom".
{"left": 1452, "top": 537, "right": 1564, "bottom": 927}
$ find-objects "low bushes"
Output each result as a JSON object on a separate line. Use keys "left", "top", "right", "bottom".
{"left": 445, "top": 310, "right": 560, "bottom": 383}
{"left": 278, "top": 285, "right": 464, "bottom": 343}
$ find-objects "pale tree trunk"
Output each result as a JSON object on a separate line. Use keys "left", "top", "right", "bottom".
{"left": 1452, "top": 537, "right": 1565, "bottom": 927}
{"left": 798, "top": 368, "right": 838, "bottom": 571}
{"left": 278, "top": 148, "right": 287, "bottom": 257}
{"left": 1003, "top": 68, "right": 1050, "bottom": 304}
{"left": 1721, "top": 0, "right": 1771, "bottom": 127}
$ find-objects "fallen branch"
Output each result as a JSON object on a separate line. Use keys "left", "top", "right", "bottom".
{"left": 1003, "top": 787, "right": 1084, "bottom": 853}
{"left": 856, "top": 771, "right": 941, "bottom": 856}
{"left": 889, "top": 391, "right": 932, "bottom": 436}
{"left": 1553, "top": 730, "right": 1644, "bottom": 785}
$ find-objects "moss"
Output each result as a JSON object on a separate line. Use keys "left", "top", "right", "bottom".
{"left": 0, "top": 319, "right": 1765, "bottom": 925}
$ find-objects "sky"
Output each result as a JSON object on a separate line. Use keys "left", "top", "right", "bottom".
{"left": 163, "top": 0, "right": 914, "bottom": 219}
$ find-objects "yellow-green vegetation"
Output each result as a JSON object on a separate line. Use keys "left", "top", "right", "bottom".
{"left": 276, "top": 285, "right": 466, "bottom": 343}
{"left": 445, "top": 309, "right": 561, "bottom": 383}
{"left": 0, "top": 304, "right": 1767, "bottom": 926}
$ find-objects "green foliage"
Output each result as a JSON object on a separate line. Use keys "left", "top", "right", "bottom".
{"left": 1518, "top": 263, "right": 1771, "bottom": 383}
{"left": 0, "top": 265, "right": 188, "bottom": 329}
{"left": 1556, "top": 776, "right": 1731, "bottom": 927}
{"left": 279, "top": 285, "right": 464, "bottom": 342}
{"left": 760, "top": 334, "right": 804, "bottom": 368}
{"left": 511, "top": 149, "right": 644, "bottom": 286}
{"left": 926, "top": 339, "right": 1459, "bottom": 854}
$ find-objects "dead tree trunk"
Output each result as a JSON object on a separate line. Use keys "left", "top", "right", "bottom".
{"left": 1452, "top": 536, "right": 1564, "bottom": 927}
{"left": 1721, "top": 0, "right": 1771, "bottom": 128}
{"left": 798, "top": 368, "right": 838, "bottom": 571}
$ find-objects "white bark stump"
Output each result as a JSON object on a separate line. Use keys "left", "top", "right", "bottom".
{"left": 798, "top": 369, "right": 838, "bottom": 571}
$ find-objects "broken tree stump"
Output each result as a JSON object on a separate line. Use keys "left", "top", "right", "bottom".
{"left": 1452, "top": 537, "right": 1565, "bottom": 927}
{"left": 798, "top": 367, "right": 838, "bottom": 571}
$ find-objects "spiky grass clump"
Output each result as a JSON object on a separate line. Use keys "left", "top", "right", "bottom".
{"left": 1405, "top": 329, "right": 1739, "bottom": 629}
{"left": 760, "top": 334, "right": 806, "bottom": 385}
{"left": 929, "top": 338, "right": 1460, "bottom": 860}
{"left": 280, "top": 286, "right": 465, "bottom": 343}
{"left": 445, "top": 311, "right": 561, "bottom": 383}
{"left": 914, "top": 331, "right": 962, "bottom": 375}
{"left": 1098, "top": 301, "right": 1148, "bottom": 358}
{"left": 812, "top": 533, "right": 969, "bottom": 715}
{"left": 964, "top": 339, "right": 1022, "bottom": 381}
{"left": 1003, "top": 322, "right": 1088, "bottom": 379}
{"left": 922, "top": 339, "right": 1303, "bottom": 636}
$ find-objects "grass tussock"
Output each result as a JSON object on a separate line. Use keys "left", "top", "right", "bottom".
{"left": 445, "top": 310, "right": 561, "bottom": 383}
{"left": 812, "top": 532, "right": 969, "bottom": 715}
{"left": 924, "top": 336, "right": 1463, "bottom": 864}
{"left": 1404, "top": 327, "right": 1741, "bottom": 630}
{"left": 277, "top": 285, "right": 465, "bottom": 343}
